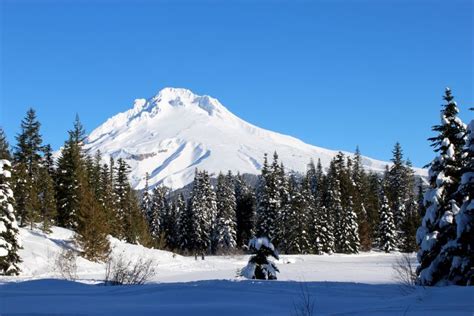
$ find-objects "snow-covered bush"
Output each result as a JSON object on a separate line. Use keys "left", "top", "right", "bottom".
{"left": 241, "top": 237, "right": 279, "bottom": 280}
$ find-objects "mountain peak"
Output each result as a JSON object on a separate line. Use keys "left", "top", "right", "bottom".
{"left": 85, "top": 87, "right": 426, "bottom": 189}
{"left": 133, "top": 87, "right": 224, "bottom": 117}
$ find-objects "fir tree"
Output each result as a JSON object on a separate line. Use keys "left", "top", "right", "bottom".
{"left": 140, "top": 173, "right": 152, "bottom": 220}
{"left": 378, "top": 191, "right": 396, "bottom": 253}
{"left": 13, "top": 108, "right": 44, "bottom": 227}
{"left": 163, "top": 196, "right": 180, "bottom": 250}
{"left": 352, "top": 147, "right": 372, "bottom": 251}
{"left": 234, "top": 173, "right": 256, "bottom": 247}
{"left": 340, "top": 198, "right": 360, "bottom": 254}
{"left": 0, "top": 159, "right": 21, "bottom": 275}
{"left": 177, "top": 193, "right": 193, "bottom": 252}
{"left": 75, "top": 175, "right": 110, "bottom": 262}
{"left": 241, "top": 237, "right": 279, "bottom": 280}
{"left": 149, "top": 185, "right": 168, "bottom": 243}
{"left": 0, "top": 128, "right": 11, "bottom": 160}
{"left": 416, "top": 88, "right": 467, "bottom": 285}
{"left": 189, "top": 170, "right": 213, "bottom": 257}
{"left": 56, "top": 116, "right": 86, "bottom": 229}
{"left": 37, "top": 167, "right": 57, "bottom": 232}
{"left": 256, "top": 153, "right": 284, "bottom": 242}
{"left": 449, "top": 109, "right": 473, "bottom": 285}
{"left": 280, "top": 176, "right": 311, "bottom": 254}
{"left": 326, "top": 157, "right": 345, "bottom": 253}
{"left": 41, "top": 144, "right": 55, "bottom": 176}
{"left": 214, "top": 172, "right": 237, "bottom": 254}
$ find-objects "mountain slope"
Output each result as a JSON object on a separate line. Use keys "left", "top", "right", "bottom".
{"left": 85, "top": 87, "right": 423, "bottom": 189}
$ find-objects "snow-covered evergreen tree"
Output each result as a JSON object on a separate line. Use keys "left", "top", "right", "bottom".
{"left": 177, "top": 193, "right": 193, "bottom": 252}
{"left": 140, "top": 173, "right": 152, "bottom": 218}
{"left": 326, "top": 159, "right": 345, "bottom": 253}
{"left": 256, "top": 153, "right": 282, "bottom": 241}
{"left": 0, "top": 159, "right": 21, "bottom": 275}
{"left": 114, "top": 158, "right": 131, "bottom": 238}
{"left": 214, "top": 172, "right": 237, "bottom": 254}
{"left": 189, "top": 170, "right": 213, "bottom": 256}
{"left": 279, "top": 176, "right": 311, "bottom": 254}
{"left": 449, "top": 109, "right": 473, "bottom": 285}
{"left": 339, "top": 198, "right": 360, "bottom": 254}
{"left": 378, "top": 192, "right": 396, "bottom": 253}
{"left": 149, "top": 185, "right": 168, "bottom": 241}
{"left": 416, "top": 88, "right": 467, "bottom": 285}
{"left": 241, "top": 237, "right": 279, "bottom": 280}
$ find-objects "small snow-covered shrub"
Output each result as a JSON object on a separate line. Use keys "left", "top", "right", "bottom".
{"left": 54, "top": 248, "right": 78, "bottom": 281}
{"left": 104, "top": 254, "right": 157, "bottom": 285}
{"left": 240, "top": 237, "right": 279, "bottom": 280}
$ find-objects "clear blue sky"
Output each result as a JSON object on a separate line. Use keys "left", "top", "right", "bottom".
{"left": 1, "top": 0, "right": 472, "bottom": 167}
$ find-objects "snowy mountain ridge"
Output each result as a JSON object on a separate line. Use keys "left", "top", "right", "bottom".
{"left": 85, "top": 87, "right": 425, "bottom": 189}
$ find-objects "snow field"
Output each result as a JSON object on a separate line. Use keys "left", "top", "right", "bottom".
{"left": 1, "top": 226, "right": 473, "bottom": 315}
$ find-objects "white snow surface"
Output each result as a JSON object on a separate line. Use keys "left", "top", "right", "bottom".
{"left": 1, "top": 226, "right": 473, "bottom": 315}
{"left": 84, "top": 87, "right": 426, "bottom": 189}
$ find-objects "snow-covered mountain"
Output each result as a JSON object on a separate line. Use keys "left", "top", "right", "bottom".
{"left": 85, "top": 87, "right": 423, "bottom": 189}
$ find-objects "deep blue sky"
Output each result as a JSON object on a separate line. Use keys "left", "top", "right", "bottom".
{"left": 1, "top": 0, "right": 472, "bottom": 167}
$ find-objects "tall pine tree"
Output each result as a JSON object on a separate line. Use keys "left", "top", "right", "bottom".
{"left": 417, "top": 88, "right": 467, "bottom": 285}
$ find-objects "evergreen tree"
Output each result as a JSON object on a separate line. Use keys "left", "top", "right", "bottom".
{"left": 307, "top": 159, "right": 334, "bottom": 254}
{"left": 114, "top": 158, "right": 132, "bottom": 239}
{"left": 214, "top": 172, "right": 237, "bottom": 253}
{"left": 124, "top": 189, "right": 152, "bottom": 246}
{"left": 163, "top": 196, "right": 180, "bottom": 250}
{"left": 75, "top": 174, "right": 110, "bottom": 262}
{"left": 140, "top": 173, "right": 152, "bottom": 220}
{"left": 339, "top": 198, "right": 360, "bottom": 254}
{"left": 189, "top": 170, "right": 213, "bottom": 256}
{"left": 56, "top": 116, "right": 86, "bottom": 229}
{"left": 0, "top": 128, "right": 11, "bottom": 160}
{"left": 449, "top": 110, "right": 473, "bottom": 285}
{"left": 37, "top": 167, "right": 57, "bottom": 232}
{"left": 177, "top": 193, "right": 193, "bottom": 252}
{"left": 0, "top": 159, "right": 21, "bottom": 275}
{"left": 352, "top": 147, "right": 372, "bottom": 251}
{"left": 279, "top": 176, "right": 311, "bottom": 254}
{"left": 416, "top": 179, "right": 426, "bottom": 218}
{"left": 13, "top": 108, "right": 44, "bottom": 227}
{"left": 400, "top": 196, "right": 419, "bottom": 253}
{"left": 14, "top": 108, "right": 43, "bottom": 176}
{"left": 149, "top": 185, "right": 168, "bottom": 243}
{"left": 241, "top": 237, "right": 279, "bottom": 280}
{"left": 378, "top": 191, "right": 396, "bottom": 253}
{"left": 41, "top": 144, "right": 55, "bottom": 176}
{"left": 256, "top": 153, "right": 284, "bottom": 243}
{"left": 234, "top": 173, "right": 256, "bottom": 248}
{"left": 326, "top": 156, "right": 345, "bottom": 253}
{"left": 416, "top": 88, "right": 467, "bottom": 285}
{"left": 365, "top": 172, "right": 382, "bottom": 248}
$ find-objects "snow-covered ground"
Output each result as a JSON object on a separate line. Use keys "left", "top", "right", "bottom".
{"left": 1, "top": 227, "right": 473, "bottom": 315}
